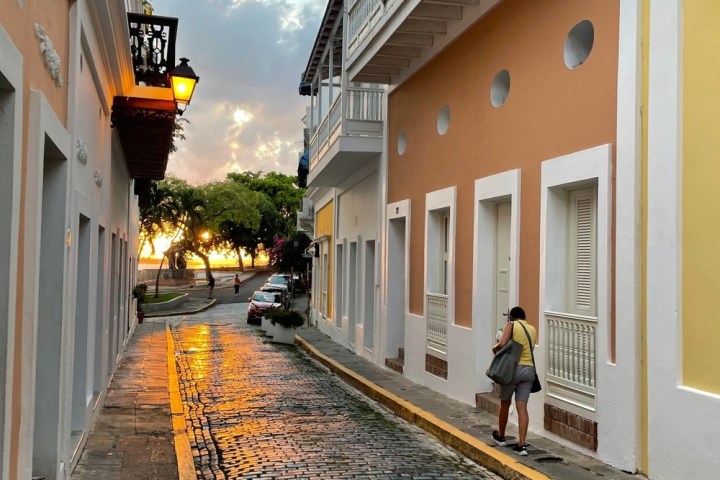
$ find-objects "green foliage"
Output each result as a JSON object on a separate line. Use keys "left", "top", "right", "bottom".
{"left": 265, "top": 308, "right": 305, "bottom": 328}
{"left": 268, "top": 233, "right": 312, "bottom": 273}
{"left": 169, "top": 117, "right": 189, "bottom": 154}
{"left": 221, "top": 171, "right": 306, "bottom": 263}
{"left": 138, "top": 171, "right": 306, "bottom": 273}
{"left": 132, "top": 282, "right": 148, "bottom": 302}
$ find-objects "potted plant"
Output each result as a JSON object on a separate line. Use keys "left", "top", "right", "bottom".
{"left": 132, "top": 282, "right": 147, "bottom": 323}
{"left": 264, "top": 308, "right": 304, "bottom": 344}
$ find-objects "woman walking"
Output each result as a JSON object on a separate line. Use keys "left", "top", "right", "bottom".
{"left": 491, "top": 306, "right": 537, "bottom": 456}
{"left": 234, "top": 274, "right": 241, "bottom": 296}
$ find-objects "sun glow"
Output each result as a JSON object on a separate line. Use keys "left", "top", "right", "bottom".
{"left": 139, "top": 232, "right": 268, "bottom": 270}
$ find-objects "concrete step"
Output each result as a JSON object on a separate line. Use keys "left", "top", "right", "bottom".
{"left": 385, "top": 357, "right": 404, "bottom": 374}
{"left": 475, "top": 384, "right": 502, "bottom": 416}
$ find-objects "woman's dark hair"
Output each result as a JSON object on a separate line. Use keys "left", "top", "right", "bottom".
{"left": 509, "top": 306, "right": 526, "bottom": 320}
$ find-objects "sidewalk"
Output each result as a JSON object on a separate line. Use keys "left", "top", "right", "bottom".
{"left": 74, "top": 287, "right": 643, "bottom": 480}
{"left": 71, "top": 322, "right": 182, "bottom": 480}
{"left": 294, "top": 326, "right": 640, "bottom": 480}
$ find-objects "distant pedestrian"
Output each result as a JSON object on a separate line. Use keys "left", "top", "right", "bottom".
{"left": 207, "top": 274, "right": 215, "bottom": 299}
{"left": 234, "top": 274, "right": 241, "bottom": 296}
{"left": 491, "top": 306, "right": 537, "bottom": 456}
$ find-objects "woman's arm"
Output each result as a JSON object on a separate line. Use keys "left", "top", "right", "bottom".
{"left": 492, "top": 321, "right": 514, "bottom": 354}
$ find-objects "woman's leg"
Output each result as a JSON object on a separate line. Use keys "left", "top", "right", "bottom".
{"left": 515, "top": 399, "right": 529, "bottom": 445}
{"left": 498, "top": 399, "right": 511, "bottom": 436}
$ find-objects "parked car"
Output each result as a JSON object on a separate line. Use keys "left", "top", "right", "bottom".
{"left": 268, "top": 274, "right": 290, "bottom": 287}
{"left": 260, "top": 283, "right": 290, "bottom": 309}
{"left": 247, "top": 290, "right": 283, "bottom": 325}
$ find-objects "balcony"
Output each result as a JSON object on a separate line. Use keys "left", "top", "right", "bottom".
{"left": 110, "top": 13, "right": 180, "bottom": 181}
{"left": 307, "top": 85, "right": 384, "bottom": 187}
{"left": 346, "top": 0, "right": 500, "bottom": 84}
{"left": 426, "top": 292, "right": 448, "bottom": 359}
{"left": 545, "top": 310, "right": 597, "bottom": 416}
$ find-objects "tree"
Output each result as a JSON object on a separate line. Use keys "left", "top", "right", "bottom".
{"left": 227, "top": 171, "right": 304, "bottom": 233}
{"left": 225, "top": 171, "right": 306, "bottom": 260}
{"left": 138, "top": 180, "right": 179, "bottom": 257}
{"left": 156, "top": 177, "right": 262, "bottom": 280}
{"left": 139, "top": 171, "right": 304, "bottom": 287}
{"left": 218, "top": 194, "right": 282, "bottom": 269}
{"left": 268, "top": 233, "right": 311, "bottom": 274}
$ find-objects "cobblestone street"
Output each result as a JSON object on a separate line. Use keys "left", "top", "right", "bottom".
{"left": 170, "top": 305, "right": 499, "bottom": 479}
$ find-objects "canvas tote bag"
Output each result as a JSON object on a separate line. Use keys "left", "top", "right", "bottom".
{"left": 486, "top": 322, "right": 522, "bottom": 384}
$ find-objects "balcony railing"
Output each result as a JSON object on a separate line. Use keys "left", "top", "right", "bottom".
{"left": 308, "top": 85, "right": 384, "bottom": 172}
{"left": 127, "top": 13, "right": 178, "bottom": 87}
{"left": 348, "top": 0, "right": 392, "bottom": 57}
{"left": 426, "top": 293, "right": 448, "bottom": 359}
{"left": 545, "top": 311, "right": 597, "bottom": 412}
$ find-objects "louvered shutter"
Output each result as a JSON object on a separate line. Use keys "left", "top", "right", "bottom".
{"left": 569, "top": 187, "right": 596, "bottom": 315}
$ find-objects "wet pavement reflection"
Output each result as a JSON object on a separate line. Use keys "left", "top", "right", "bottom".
{"left": 170, "top": 305, "right": 498, "bottom": 479}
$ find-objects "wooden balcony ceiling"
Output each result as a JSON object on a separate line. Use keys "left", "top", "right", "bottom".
{"left": 303, "top": 0, "right": 343, "bottom": 83}
{"left": 354, "top": 0, "right": 489, "bottom": 84}
{"left": 111, "top": 96, "right": 175, "bottom": 180}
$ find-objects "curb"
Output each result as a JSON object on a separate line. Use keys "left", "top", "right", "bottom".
{"left": 295, "top": 335, "right": 550, "bottom": 480}
{"left": 166, "top": 325, "right": 197, "bottom": 480}
{"left": 145, "top": 299, "right": 217, "bottom": 318}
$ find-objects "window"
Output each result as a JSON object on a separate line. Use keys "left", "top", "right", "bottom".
{"left": 440, "top": 213, "right": 449, "bottom": 295}
{"left": 567, "top": 187, "right": 597, "bottom": 315}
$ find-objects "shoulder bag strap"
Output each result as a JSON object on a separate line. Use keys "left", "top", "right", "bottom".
{"left": 518, "top": 321, "right": 536, "bottom": 368}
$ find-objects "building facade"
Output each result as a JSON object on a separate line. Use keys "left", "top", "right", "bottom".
{"left": 300, "top": 0, "right": 385, "bottom": 361}
{"left": 645, "top": 0, "right": 720, "bottom": 477}
{"left": 0, "top": 1, "right": 182, "bottom": 478}
{"left": 299, "top": 0, "right": 720, "bottom": 476}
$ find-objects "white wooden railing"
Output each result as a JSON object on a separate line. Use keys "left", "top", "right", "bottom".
{"left": 545, "top": 311, "right": 597, "bottom": 411}
{"left": 308, "top": 86, "right": 384, "bottom": 172}
{"left": 309, "top": 95, "right": 341, "bottom": 171}
{"left": 348, "top": 0, "right": 389, "bottom": 56}
{"left": 346, "top": 86, "right": 383, "bottom": 121}
{"left": 426, "top": 293, "right": 448, "bottom": 359}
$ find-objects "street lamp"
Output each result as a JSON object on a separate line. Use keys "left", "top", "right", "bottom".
{"left": 170, "top": 57, "right": 199, "bottom": 115}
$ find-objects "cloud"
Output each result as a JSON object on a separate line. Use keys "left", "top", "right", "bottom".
{"left": 151, "top": 0, "right": 324, "bottom": 184}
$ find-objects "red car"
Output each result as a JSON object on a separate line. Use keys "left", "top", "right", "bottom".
{"left": 247, "top": 290, "right": 283, "bottom": 325}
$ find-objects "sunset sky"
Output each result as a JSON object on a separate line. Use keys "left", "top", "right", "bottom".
{"left": 151, "top": 0, "right": 325, "bottom": 185}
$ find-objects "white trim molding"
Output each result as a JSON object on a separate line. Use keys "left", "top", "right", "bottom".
{"left": 538, "top": 144, "right": 612, "bottom": 451}
{"left": 471, "top": 168, "right": 521, "bottom": 395}
{"left": 0, "top": 24, "right": 24, "bottom": 480}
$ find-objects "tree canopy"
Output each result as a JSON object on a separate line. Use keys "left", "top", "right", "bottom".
{"left": 139, "top": 171, "right": 306, "bottom": 275}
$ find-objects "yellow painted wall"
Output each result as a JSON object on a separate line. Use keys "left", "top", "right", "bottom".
{"left": 316, "top": 201, "right": 334, "bottom": 319}
{"left": 682, "top": 0, "right": 720, "bottom": 393}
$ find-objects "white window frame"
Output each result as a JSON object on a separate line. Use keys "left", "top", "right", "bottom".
{"left": 425, "top": 187, "right": 456, "bottom": 300}
{"left": 472, "top": 169, "right": 521, "bottom": 373}
{"left": 539, "top": 144, "right": 611, "bottom": 419}
{"left": 424, "top": 186, "right": 456, "bottom": 361}
{"left": 0, "top": 25, "right": 23, "bottom": 480}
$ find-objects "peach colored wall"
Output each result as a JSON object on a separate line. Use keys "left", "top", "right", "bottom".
{"left": 388, "top": 0, "right": 619, "bottom": 328}
{"left": 0, "top": 1, "right": 70, "bottom": 475}
{"left": 0, "top": 0, "right": 70, "bottom": 124}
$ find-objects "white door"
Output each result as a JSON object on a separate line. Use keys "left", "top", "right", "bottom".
{"left": 494, "top": 202, "right": 511, "bottom": 337}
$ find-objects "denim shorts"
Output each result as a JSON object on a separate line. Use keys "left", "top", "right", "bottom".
{"left": 499, "top": 365, "right": 536, "bottom": 403}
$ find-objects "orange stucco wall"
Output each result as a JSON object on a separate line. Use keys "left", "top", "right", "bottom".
{"left": 388, "top": 0, "right": 619, "bottom": 328}
{"left": 0, "top": 0, "right": 70, "bottom": 123}
{"left": 0, "top": 1, "right": 70, "bottom": 475}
